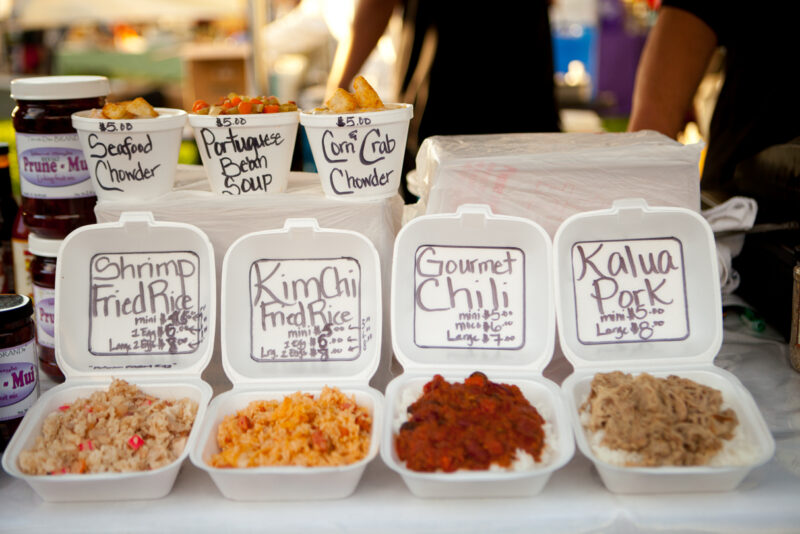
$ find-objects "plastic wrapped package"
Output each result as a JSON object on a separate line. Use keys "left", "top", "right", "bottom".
{"left": 95, "top": 166, "right": 404, "bottom": 392}
{"left": 414, "top": 131, "right": 703, "bottom": 236}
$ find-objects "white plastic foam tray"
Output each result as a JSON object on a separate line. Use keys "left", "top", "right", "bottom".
{"left": 2, "top": 379, "right": 211, "bottom": 502}
{"left": 382, "top": 371, "right": 573, "bottom": 498}
{"left": 192, "top": 385, "right": 382, "bottom": 501}
{"left": 562, "top": 368, "right": 774, "bottom": 494}
{"left": 554, "top": 199, "right": 775, "bottom": 493}
{"left": 1, "top": 212, "right": 216, "bottom": 501}
{"left": 383, "top": 204, "right": 574, "bottom": 497}
{"left": 190, "top": 218, "right": 384, "bottom": 500}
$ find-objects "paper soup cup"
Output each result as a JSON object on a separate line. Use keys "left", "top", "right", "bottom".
{"left": 300, "top": 104, "right": 413, "bottom": 200}
{"left": 72, "top": 108, "right": 186, "bottom": 201}
{"left": 188, "top": 111, "right": 299, "bottom": 195}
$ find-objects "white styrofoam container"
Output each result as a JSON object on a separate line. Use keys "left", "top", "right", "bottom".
{"left": 189, "top": 218, "right": 384, "bottom": 500}
{"left": 383, "top": 204, "right": 574, "bottom": 498}
{"left": 1, "top": 212, "right": 216, "bottom": 501}
{"left": 554, "top": 198, "right": 775, "bottom": 493}
{"left": 72, "top": 108, "right": 187, "bottom": 201}
{"left": 300, "top": 104, "right": 413, "bottom": 200}
{"left": 188, "top": 110, "right": 299, "bottom": 195}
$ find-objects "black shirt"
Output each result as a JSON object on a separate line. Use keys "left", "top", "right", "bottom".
{"left": 663, "top": 1, "right": 800, "bottom": 197}
{"left": 398, "top": 0, "right": 560, "bottom": 154}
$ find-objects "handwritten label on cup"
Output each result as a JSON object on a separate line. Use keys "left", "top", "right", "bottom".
{"left": 320, "top": 123, "right": 397, "bottom": 195}
{"left": 198, "top": 125, "right": 284, "bottom": 194}
{"left": 86, "top": 132, "right": 160, "bottom": 192}
{"left": 89, "top": 251, "right": 208, "bottom": 355}
{"left": 250, "top": 257, "right": 370, "bottom": 362}
{"left": 413, "top": 245, "right": 525, "bottom": 349}
{"left": 571, "top": 238, "right": 689, "bottom": 344}
{"left": 98, "top": 121, "right": 133, "bottom": 133}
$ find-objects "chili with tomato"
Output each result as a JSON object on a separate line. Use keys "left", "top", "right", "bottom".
{"left": 395, "top": 371, "right": 546, "bottom": 472}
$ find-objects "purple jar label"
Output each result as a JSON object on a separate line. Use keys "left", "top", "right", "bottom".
{"left": 15, "top": 132, "right": 96, "bottom": 200}
{"left": 0, "top": 340, "right": 38, "bottom": 420}
{"left": 19, "top": 147, "right": 90, "bottom": 187}
{"left": 34, "top": 285, "right": 56, "bottom": 347}
{"left": 38, "top": 297, "right": 56, "bottom": 337}
{"left": 0, "top": 362, "right": 37, "bottom": 408}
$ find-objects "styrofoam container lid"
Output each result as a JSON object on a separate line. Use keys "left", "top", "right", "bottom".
{"left": 553, "top": 198, "right": 721, "bottom": 370}
{"left": 221, "top": 218, "right": 382, "bottom": 386}
{"left": 55, "top": 212, "right": 216, "bottom": 379}
{"left": 391, "top": 204, "right": 554, "bottom": 374}
{"left": 11, "top": 75, "right": 109, "bottom": 100}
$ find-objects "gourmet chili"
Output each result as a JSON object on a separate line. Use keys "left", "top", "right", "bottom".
{"left": 395, "top": 371, "right": 546, "bottom": 472}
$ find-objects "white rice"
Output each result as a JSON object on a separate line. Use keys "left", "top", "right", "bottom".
{"left": 579, "top": 393, "right": 761, "bottom": 467}
{"left": 394, "top": 379, "right": 557, "bottom": 472}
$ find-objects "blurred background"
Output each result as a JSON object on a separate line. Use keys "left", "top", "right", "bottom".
{"left": 0, "top": 0, "right": 707, "bottom": 189}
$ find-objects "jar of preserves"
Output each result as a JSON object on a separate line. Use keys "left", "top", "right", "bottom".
{"left": 0, "top": 294, "right": 37, "bottom": 451}
{"left": 0, "top": 143, "right": 17, "bottom": 292}
{"left": 29, "top": 233, "right": 63, "bottom": 382}
{"left": 791, "top": 246, "right": 800, "bottom": 372}
{"left": 11, "top": 210, "right": 32, "bottom": 301}
{"left": 10, "top": 75, "right": 109, "bottom": 239}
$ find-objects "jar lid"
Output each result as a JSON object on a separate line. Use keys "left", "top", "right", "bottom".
{"left": 0, "top": 142, "right": 8, "bottom": 155}
{"left": 10, "top": 75, "right": 109, "bottom": 101}
{"left": 28, "top": 233, "right": 63, "bottom": 257}
{"left": 0, "top": 294, "right": 33, "bottom": 322}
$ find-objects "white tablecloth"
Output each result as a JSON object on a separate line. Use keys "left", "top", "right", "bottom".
{"left": 3, "top": 168, "right": 799, "bottom": 532}
{"left": 2, "top": 315, "right": 799, "bottom": 534}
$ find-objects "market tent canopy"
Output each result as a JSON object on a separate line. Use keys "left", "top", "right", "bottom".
{"left": 8, "top": 0, "right": 247, "bottom": 28}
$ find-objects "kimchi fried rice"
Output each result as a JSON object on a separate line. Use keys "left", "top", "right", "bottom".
{"left": 209, "top": 386, "right": 371, "bottom": 468}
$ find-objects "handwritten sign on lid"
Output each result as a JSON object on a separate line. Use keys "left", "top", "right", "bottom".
{"left": 249, "top": 257, "right": 369, "bottom": 362}
{"left": 89, "top": 251, "right": 207, "bottom": 355}
{"left": 571, "top": 237, "right": 689, "bottom": 344}
{"left": 413, "top": 245, "right": 525, "bottom": 350}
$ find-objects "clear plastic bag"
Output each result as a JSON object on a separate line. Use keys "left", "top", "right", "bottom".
{"left": 414, "top": 131, "right": 703, "bottom": 236}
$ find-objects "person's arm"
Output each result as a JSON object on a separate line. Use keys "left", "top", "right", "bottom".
{"left": 628, "top": 6, "right": 718, "bottom": 138}
{"left": 326, "top": 0, "right": 399, "bottom": 97}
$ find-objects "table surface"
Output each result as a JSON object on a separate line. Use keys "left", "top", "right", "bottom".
{"left": 2, "top": 317, "right": 799, "bottom": 534}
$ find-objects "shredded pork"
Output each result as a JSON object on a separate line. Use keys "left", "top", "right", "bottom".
{"left": 581, "top": 371, "right": 739, "bottom": 466}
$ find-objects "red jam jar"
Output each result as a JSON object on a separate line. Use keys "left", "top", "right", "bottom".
{"left": 0, "top": 294, "right": 37, "bottom": 451}
{"left": 11, "top": 210, "right": 32, "bottom": 301}
{"left": 28, "top": 233, "right": 63, "bottom": 382}
{"left": 10, "top": 76, "right": 109, "bottom": 239}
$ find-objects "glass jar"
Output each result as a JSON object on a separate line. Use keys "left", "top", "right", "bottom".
{"left": 0, "top": 294, "right": 37, "bottom": 451}
{"left": 791, "top": 247, "right": 800, "bottom": 372}
{"left": 10, "top": 76, "right": 109, "bottom": 239}
{"left": 0, "top": 143, "right": 17, "bottom": 292}
{"left": 11, "top": 210, "right": 32, "bottom": 301}
{"left": 29, "top": 233, "right": 63, "bottom": 382}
